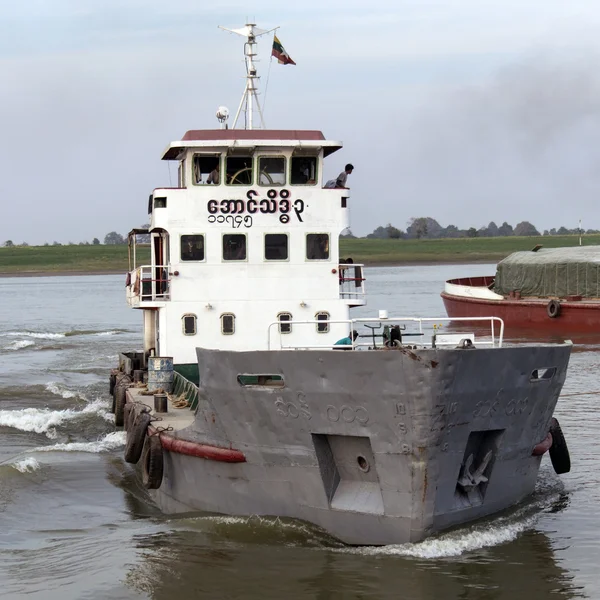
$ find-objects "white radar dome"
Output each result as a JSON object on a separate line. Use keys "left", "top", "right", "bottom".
{"left": 216, "top": 106, "right": 230, "bottom": 122}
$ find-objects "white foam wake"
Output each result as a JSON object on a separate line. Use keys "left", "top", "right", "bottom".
{"left": 2, "top": 331, "right": 65, "bottom": 340}
{"left": 11, "top": 457, "right": 41, "bottom": 473}
{"left": 45, "top": 382, "right": 82, "bottom": 400}
{"left": 32, "top": 431, "right": 126, "bottom": 453}
{"left": 342, "top": 513, "right": 539, "bottom": 559}
{"left": 0, "top": 398, "right": 113, "bottom": 438}
{"left": 5, "top": 340, "right": 35, "bottom": 351}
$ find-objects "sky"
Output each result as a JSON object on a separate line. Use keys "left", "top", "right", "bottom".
{"left": 2, "top": 0, "right": 600, "bottom": 245}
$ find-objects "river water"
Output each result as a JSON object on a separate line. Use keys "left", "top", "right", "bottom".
{"left": 0, "top": 265, "right": 598, "bottom": 599}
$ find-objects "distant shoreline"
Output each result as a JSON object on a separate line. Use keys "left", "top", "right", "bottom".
{"left": 0, "top": 259, "right": 498, "bottom": 279}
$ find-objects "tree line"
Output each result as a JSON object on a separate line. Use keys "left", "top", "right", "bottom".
{"left": 2, "top": 226, "right": 150, "bottom": 248}
{"left": 352, "top": 218, "right": 599, "bottom": 240}
{"left": 3, "top": 219, "right": 597, "bottom": 248}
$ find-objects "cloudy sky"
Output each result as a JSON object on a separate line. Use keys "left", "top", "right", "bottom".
{"left": 2, "top": 0, "right": 600, "bottom": 244}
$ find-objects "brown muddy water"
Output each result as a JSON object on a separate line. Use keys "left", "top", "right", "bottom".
{"left": 0, "top": 266, "right": 597, "bottom": 599}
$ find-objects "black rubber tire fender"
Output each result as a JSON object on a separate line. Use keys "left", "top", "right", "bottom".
{"left": 109, "top": 372, "right": 117, "bottom": 396}
{"left": 547, "top": 299, "right": 561, "bottom": 319}
{"left": 123, "top": 402, "right": 134, "bottom": 433}
{"left": 124, "top": 411, "right": 151, "bottom": 464}
{"left": 549, "top": 417, "right": 571, "bottom": 474}
{"left": 114, "top": 384, "right": 128, "bottom": 426}
{"left": 142, "top": 434, "right": 164, "bottom": 489}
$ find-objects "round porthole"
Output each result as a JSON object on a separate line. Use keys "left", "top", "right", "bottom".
{"left": 357, "top": 455, "right": 370, "bottom": 473}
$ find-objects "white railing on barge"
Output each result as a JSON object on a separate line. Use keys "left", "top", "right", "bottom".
{"left": 126, "top": 265, "right": 171, "bottom": 307}
{"left": 267, "top": 316, "right": 505, "bottom": 350}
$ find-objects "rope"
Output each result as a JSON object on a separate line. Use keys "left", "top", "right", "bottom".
{"left": 149, "top": 425, "right": 174, "bottom": 436}
{"left": 561, "top": 390, "right": 600, "bottom": 397}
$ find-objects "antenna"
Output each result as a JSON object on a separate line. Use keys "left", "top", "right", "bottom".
{"left": 218, "top": 22, "right": 278, "bottom": 130}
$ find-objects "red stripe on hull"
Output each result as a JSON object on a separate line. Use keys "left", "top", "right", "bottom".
{"left": 441, "top": 292, "right": 600, "bottom": 331}
{"left": 149, "top": 426, "right": 246, "bottom": 463}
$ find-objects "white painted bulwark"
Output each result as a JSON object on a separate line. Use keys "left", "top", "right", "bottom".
{"left": 444, "top": 281, "right": 504, "bottom": 301}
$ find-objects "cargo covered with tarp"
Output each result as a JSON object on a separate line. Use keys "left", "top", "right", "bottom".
{"left": 494, "top": 246, "right": 600, "bottom": 298}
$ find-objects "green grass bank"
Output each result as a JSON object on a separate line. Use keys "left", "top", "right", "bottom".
{"left": 1, "top": 235, "right": 599, "bottom": 276}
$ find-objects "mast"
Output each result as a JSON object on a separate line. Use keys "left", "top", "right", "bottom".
{"left": 218, "top": 22, "right": 277, "bottom": 130}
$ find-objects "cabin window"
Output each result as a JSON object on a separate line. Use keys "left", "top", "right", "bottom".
{"left": 154, "top": 197, "right": 167, "bottom": 209}
{"left": 226, "top": 155, "right": 253, "bottom": 185}
{"left": 192, "top": 154, "right": 221, "bottom": 185}
{"left": 181, "top": 234, "right": 205, "bottom": 261}
{"left": 306, "top": 234, "right": 330, "bottom": 260}
{"left": 265, "top": 234, "right": 288, "bottom": 260}
{"left": 223, "top": 234, "right": 247, "bottom": 261}
{"left": 258, "top": 156, "right": 286, "bottom": 186}
{"left": 221, "top": 313, "right": 235, "bottom": 335}
{"left": 278, "top": 312, "right": 292, "bottom": 333}
{"left": 316, "top": 312, "right": 330, "bottom": 333}
{"left": 182, "top": 314, "right": 197, "bottom": 335}
{"left": 291, "top": 156, "right": 318, "bottom": 185}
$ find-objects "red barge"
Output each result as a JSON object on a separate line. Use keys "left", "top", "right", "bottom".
{"left": 441, "top": 246, "right": 600, "bottom": 332}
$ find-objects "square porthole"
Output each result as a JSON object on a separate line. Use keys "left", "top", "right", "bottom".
{"left": 316, "top": 312, "right": 330, "bottom": 333}
{"left": 221, "top": 313, "right": 235, "bottom": 335}
{"left": 278, "top": 312, "right": 292, "bottom": 333}
{"left": 182, "top": 314, "right": 197, "bottom": 335}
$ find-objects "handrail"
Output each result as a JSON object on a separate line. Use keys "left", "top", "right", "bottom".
{"left": 338, "top": 263, "right": 366, "bottom": 301}
{"left": 127, "top": 264, "right": 171, "bottom": 302}
{"left": 267, "top": 316, "right": 505, "bottom": 350}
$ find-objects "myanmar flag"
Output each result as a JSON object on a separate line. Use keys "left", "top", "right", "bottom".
{"left": 272, "top": 36, "right": 296, "bottom": 65}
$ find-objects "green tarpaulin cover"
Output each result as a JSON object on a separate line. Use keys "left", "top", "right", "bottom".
{"left": 494, "top": 246, "right": 600, "bottom": 298}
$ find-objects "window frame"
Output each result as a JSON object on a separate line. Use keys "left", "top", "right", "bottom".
{"left": 221, "top": 313, "right": 236, "bottom": 335}
{"left": 290, "top": 155, "right": 319, "bottom": 186}
{"left": 306, "top": 233, "right": 330, "bottom": 261}
{"left": 277, "top": 312, "right": 293, "bottom": 334}
{"left": 182, "top": 313, "right": 197, "bottom": 336}
{"left": 264, "top": 233, "right": 289, "bottom": 261}
{"left": 191, "top": 153, "right": 222, "bottom": 186}
{"left": 225, "top": 155, "right": 254, "bottom": 186}
{"left": 257, "top": 155, "right": 287, "bottom": 187}
{"left": 222, "top": 233, "right": 247, "bottom": 262}
{"left": 180, "top": 234, "right": 206, "bottom": 262}
{"left": 315, "top": 311, "right": 330, "bottom": 333}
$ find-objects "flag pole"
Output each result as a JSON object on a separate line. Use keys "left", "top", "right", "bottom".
{"left": 218, "top": 23, "right": 278, "bottom": 130}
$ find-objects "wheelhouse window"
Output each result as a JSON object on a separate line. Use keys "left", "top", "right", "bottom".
{"left": 291, "top": 156, "right": 317, "bottom": 185}
{"left": 182, "top": 314, "right": 197, "bottom": 335}
{"left": 316, "top": 312, "right": 330, "bottom": 333}
{"left": 221, "top": 313, "right": 235, "bottom": 335}
{"left": 278, "top": 312, "right": 292, "bottom": 333}
{"left": 306, "top": 234, "right": 330, "bottom": 260}
{"left": 181, "top": 234, "right": 205, "bottom": 261}
{"left": 226, "top": 155, "right": 253, "bottom": 185}
{"left": 192, "top": 154, "right": 221, "bottom": 185}
{"left": 265, "top": 234, "right": 288, "bottom": 260}
{"left": 258, "top": 156, "right": 286, "bottom": 186}
{"left": 223, "top": 234, "right": 247, "bottom": 261}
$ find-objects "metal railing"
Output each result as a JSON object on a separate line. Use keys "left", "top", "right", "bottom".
{"left": 267, "top": 316, "right": 505, "bottom": 350}
{"left": 127, "top": 265, "right": 171, "bottom": 302}
{"left": 338, "top": 263, "right": 366, "bottom": 302}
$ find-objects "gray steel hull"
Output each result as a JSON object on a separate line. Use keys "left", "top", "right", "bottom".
{"left": 152, "top": 344, "right": 571, "bottom": 545}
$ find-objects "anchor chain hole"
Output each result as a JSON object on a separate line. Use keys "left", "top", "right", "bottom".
{"left": 357, "top": 455, "right": 370, "bottom": 472}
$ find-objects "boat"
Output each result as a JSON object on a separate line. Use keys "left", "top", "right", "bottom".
{"left": 442, "top": 246, "right": 600, "bottom": 332}
{"left": 109, "top": 23, "right": 572, "bottom": 546}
